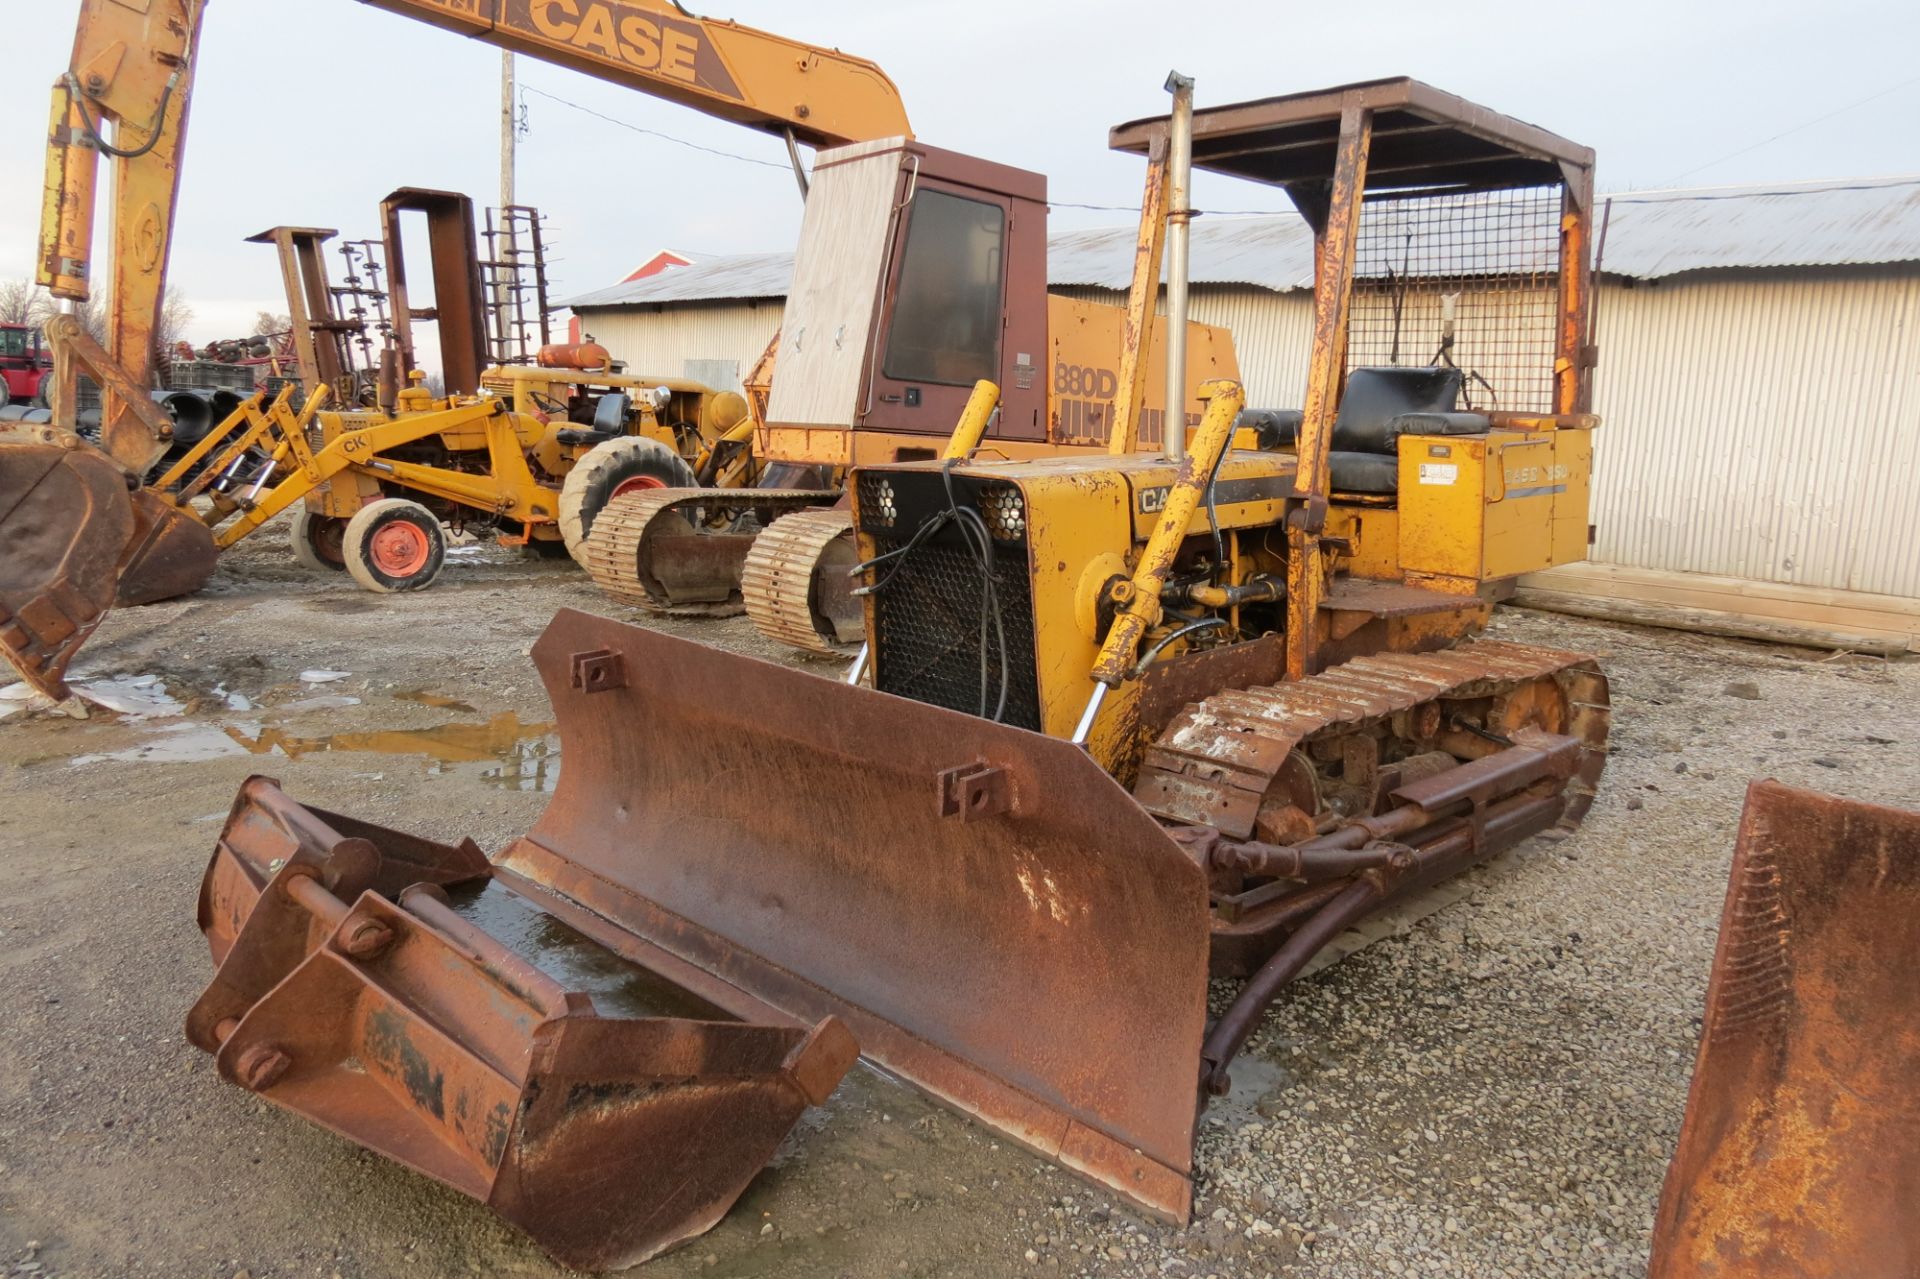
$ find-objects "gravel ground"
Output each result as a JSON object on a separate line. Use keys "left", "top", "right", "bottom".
{"left": 2, "top": 526, "right": 1915, "bottom": 1279}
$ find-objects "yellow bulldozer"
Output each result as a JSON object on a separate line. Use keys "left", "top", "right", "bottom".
{"left": 185, "top": 74, "right": 1630, "bottom": 1265}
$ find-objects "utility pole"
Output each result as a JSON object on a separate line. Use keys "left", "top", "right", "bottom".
{"left": 500, "top": 50, "right": 516, "bottom": 210}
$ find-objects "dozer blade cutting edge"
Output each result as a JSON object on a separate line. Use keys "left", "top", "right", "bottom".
{"left": 190, "top": 776, "right": 858, "bottom": 1271}
{"left": 1651, "top": 780, "right": 1920, "bottom": 1278}
{"left": 0, "top": 429, "right": 217, "bottom": 698}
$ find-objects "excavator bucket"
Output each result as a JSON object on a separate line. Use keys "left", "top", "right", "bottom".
{"left": 0, "top": 429, "right": 217, "bottom": 697}
{"left": 189, "top": 775, "right": 859, "bottom": 1271}
{"left": 497, "top": 609, "right": 1215, "bottom": 1220}
{"left": 1650, "top": 780, "right": 1920, "bottom": 1278}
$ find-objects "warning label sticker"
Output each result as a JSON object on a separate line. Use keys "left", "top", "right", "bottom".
{"left": 1418, "top": 463, "right": 1459, "bottom": 486}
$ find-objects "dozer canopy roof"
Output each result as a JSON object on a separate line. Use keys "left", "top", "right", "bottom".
{"left": 1107, "top": 76, "right": 1592, "bottom": 196}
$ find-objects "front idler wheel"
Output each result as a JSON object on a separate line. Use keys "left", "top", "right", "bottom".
{"left": 290, "top": 507, "right": 349, "bottom": 572}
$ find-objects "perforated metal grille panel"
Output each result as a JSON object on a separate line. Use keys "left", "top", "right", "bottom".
{"left": 861, "top": 473, "right": 1041, "bottom": 731}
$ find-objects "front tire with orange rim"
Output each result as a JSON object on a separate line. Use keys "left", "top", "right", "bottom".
{"left": 557, "top": 435, "right": 698, "bottom": 564}
{"left": 342, "top": 498, "right": 447, "bottom": 593}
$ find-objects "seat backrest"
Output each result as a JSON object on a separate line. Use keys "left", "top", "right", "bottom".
{"left": 1331, "top": 367, "right": 1461, "bottom": 454}
{"left": 593, "top": 392, "right": 631, "bottom": 434}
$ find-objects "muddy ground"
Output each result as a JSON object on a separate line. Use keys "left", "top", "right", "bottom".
{"left": 2, "top": 527, "right": 1915, "bottom": 1279}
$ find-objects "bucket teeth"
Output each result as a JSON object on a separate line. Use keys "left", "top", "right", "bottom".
{"left": 189, "top": 777, "right": 855, "bottom": 1271}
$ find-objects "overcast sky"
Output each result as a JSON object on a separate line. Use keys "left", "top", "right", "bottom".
{"left": 7, "top": 0, "right": 1917, "bottom": 348}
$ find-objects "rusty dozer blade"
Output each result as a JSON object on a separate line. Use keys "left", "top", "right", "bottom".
{"left": 189, "top": 776, "right": 858, "bottom": 1271}
{"left": 503, "top": 609, "right": 1214, "bottom": 1221}
{"left": 1650, "top": 780, "right": 1920, "bottom": 1278}
{"left": 0, "top": 428, "right": 216, "bottom": 698}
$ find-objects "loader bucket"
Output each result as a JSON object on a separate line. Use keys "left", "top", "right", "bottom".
{"left": 497, "top": 609, "right": 1215, "bottom": 1221}
{"left": 190, "top": 776, "right": 858, "bottom": 1271}
{"left": 1650, "top": 780, "right": 1920, "bottom": 1278}
{"left": 0, "top": 429, "right": 216, "bottom": 697}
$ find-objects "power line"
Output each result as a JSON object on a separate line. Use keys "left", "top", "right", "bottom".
{"left": 520, "top": 87, "right": 1293, "bottom": 216}
{"left": 1667, "top": 72, "right": 1920, "bottom": 184}
{"left": 519, "top": 83, "right": 792, "bottom": 171}
{"left": 1606, "top": 176, "right": 1920, "bottom": 204}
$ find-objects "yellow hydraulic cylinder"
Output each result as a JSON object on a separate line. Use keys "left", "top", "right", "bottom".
{"left": 943, "top": 380, "right": 1000, "bottom": 460}
{"left": 1089, "top": 378, "right": 1244, "bottom": 688}
{"left": 39, "top": 85, "right": 96, "bottom": 300}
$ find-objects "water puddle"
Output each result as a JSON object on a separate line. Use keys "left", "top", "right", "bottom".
{"left": 449, "top": 882, "right": 726, "bottom": 1020}
{"left": 71, "top": 674, "right": 186, "bottom": 718}
{"left": 71, "top": 711, "right": 560, "bottom": 789}
{"left": 395, "top": 688, "right": 479, "bottom": 714}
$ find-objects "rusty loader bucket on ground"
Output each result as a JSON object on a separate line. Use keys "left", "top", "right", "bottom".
{"left": 190, "top": 776, "right": 858, "bottom": 1270}
{"left": 1651, "top": 780, "right": 1920, "bottom": 1278}
{"left": 0, "top": 428, "right": 217, "bottom": 697}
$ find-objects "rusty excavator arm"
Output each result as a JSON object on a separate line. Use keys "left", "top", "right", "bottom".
{"left": 360, "top": 0, "right": 911, "bottom": 149}
{"left": 0, "top": 0, "right": 909, "bottom": 700}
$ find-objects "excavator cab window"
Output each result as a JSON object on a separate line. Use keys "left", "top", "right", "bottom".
{"left": 881, "top": 190, "right": 1005, "bottom": 386}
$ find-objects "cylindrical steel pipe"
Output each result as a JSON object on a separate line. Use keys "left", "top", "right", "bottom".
{"left": 1162, "top": 71, "right": 1195, "bottom": 463}
{"left": 153, "top": 389, "right": 214, "bottom": 445}
{"left": 1200, "top": 790, "right": 1566, "bottom": 1091}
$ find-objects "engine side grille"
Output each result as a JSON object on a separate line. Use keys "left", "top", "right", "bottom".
{"left": 860, "top": 473, "right": 1041, "bottom": 731}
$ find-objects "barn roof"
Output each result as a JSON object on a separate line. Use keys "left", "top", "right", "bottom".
{"left": 564, "top": 176, "right": 1920, "bottom": 308}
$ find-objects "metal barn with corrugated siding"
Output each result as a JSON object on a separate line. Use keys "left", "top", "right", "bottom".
{"left": 567, "top": 176, "right": 1920, "bottom": 650}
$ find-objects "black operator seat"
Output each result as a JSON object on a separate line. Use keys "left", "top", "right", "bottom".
{"left": 1237, "top": 366, "right": 1491, "bottom": 494}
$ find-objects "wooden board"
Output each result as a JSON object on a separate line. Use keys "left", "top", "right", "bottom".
{"left": 1515, "top": 562, "right": 1920, "bottom": 654}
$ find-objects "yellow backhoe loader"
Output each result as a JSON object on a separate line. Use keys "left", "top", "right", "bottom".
{"left": 1, "top": 0, "right": 910, "bottom": 698}
{"left": 186, "top": 75, "right": 1625, "bottom": 1264}
{"left": 235, "top": 190, "right": 761, "bottom": 580}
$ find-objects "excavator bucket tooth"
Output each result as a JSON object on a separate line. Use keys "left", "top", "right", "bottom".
{"left": 0, "top": 430, "right": 215, "bottom": 697}
{"left": 1651, "top": 780, "right": 1920, "bottom": 1278}
{"left": 501, "top": 609, "right": 1215, "bottom": 1221}
{"left": 190, "top": 776, "right": 859, "bottom": 1271}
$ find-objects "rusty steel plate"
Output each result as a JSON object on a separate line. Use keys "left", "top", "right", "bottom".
{"left": 500, "top": 608, "right": 1214, "bottom": 1221}
{"left": 0, "top": 431, "right": 216, "bottom": 697}
{"left": 191, "top": 777, "right": 857, "bottom": 1271}
{"left": 0, "top": 434, "right": 136, "bottom": 697}
{"left": 1651, "top": 780, "right": 1920, "bottom": 1278}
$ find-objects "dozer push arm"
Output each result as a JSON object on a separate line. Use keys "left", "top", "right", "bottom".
{"left": 356, "top": 0, "right": 911, "bottom": 147}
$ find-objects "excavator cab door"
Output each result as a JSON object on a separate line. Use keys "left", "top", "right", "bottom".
{"left": 863, "top": 151, "right": 1049, "bottom": 443}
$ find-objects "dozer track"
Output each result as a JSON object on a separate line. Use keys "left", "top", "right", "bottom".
{"left": 1137, "top": 640, "right": 1610, "bottom": 840}
{"left": 741, "top": 508, "right": 862, "bottom": 654}
{"left": 1135, "top": 640, "right": 1610, "bottom": 979}
{"left": 580, "top": 487, "right": 836, "bottom": 614}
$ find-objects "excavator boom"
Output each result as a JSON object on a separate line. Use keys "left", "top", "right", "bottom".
{"left": 359, "top": 0, "right": 911, "bottom": 148}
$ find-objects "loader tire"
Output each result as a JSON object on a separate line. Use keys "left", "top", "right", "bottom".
{"left": 343, "top": 499, "right": 446, "bottom": 593}
{"left": 290, "top": 507, "right": 348, "bottom": 572}
{"left": 558, "top": 436, "right": 697, "bottom": 563}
